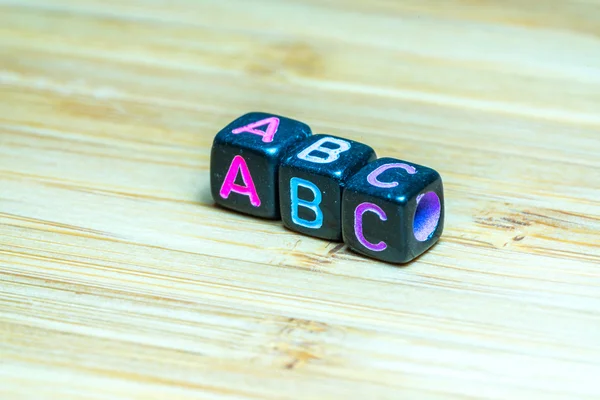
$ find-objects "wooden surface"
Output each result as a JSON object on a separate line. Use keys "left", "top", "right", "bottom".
{"left": 1, "top": 0, "right": 600, "bottom": 398}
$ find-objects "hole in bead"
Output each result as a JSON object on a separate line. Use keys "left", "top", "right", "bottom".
{"left": 413, "top": 192, "right": 441, "bottom": 242}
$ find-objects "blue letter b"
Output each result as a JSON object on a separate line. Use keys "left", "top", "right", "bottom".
{"left": 290, "top": 177, "right": 323, "bottom": 229}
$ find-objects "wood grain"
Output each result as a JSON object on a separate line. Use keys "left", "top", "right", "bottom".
{"left": 1, "top": 0, "right": 599, "bottom": 398}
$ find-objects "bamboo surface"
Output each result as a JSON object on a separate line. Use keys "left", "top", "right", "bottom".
{"left": 1, "top": 0, "right": 600, "bottom": 398}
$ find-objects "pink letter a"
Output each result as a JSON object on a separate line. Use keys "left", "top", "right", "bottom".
{"left": 232, "top": 117, "right": 280, "bottom": 143}
{"left": 219, "top": 156, "right": 261, "bottom": 207}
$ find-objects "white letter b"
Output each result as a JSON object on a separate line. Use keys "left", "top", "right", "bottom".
{"left": 297, "top": 137, "right": 351, "bottom": 164}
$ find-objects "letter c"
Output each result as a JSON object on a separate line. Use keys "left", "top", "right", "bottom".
{"left": 354, "top": 202, "right": 387, "bottom": 252}
{"left": 367, "top": 163, "right": 417, "bottom": 188}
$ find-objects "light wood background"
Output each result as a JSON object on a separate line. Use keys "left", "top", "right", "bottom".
{"left": 1, "top": 0, "right": 600, "bottom": 398}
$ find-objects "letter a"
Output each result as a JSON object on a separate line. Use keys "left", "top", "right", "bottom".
{"left": 231, "top": 117, "right": 280, "bottom": 143}
{"left": 219, "top": 155, "right": 261, "bottom": 207}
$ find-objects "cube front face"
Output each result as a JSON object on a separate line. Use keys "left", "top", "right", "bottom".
{"left": 342, "top": 157, "right": 444, "bottom": 263}
{"left": 210, "top": 112, "right": 312, "bottom": 219}
{"left": 279, "top": 166, "right": 342, "bottom": 240}
{"left": 279, "top": 134, "right": 376, "bottom": 241}
{"left": 211, "top": 145, "right": 277, "bottom": 218}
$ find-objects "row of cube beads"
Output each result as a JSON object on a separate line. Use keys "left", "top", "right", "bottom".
{"left": 210, "top": 112, "right": 444, "bottom": 264}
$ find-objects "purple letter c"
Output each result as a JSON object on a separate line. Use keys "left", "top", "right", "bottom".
{"left": 367, "top": 163, "right": 417, "bottom": 188}
{"left": 354, "top": 202, "right": 388, "bottom": 252}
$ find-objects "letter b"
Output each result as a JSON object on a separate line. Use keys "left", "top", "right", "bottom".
{"left": 297, "top": 137, "right": 351, "bottom": 164}
{"left": 290, "top": 178, "right": 323, "bottom": 229}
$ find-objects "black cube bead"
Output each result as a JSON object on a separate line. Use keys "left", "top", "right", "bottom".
{"left": 210, "top": 112, "right": 312, "bottom": 219}
{"left": 279, "top": 134, "right": 376, "bottom": 241}
{"left": 342, "top": 157, "right": 444, "bottom": 263}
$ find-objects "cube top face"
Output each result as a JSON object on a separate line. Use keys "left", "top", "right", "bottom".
{"left": 342, "top": 157, "right": 444, "bottom": 264}
{"left": 281, "top": 134, "right": 377, "bottom": 183}
{"left": 214, "top": 112, "right": 312, "bottom": 159}
{"left": 210, "top": 112, "right": 312, "bottom": 220}
{"left": 278, "top": 134, "right": 376, "bottom": 241}
{"left": 345, "top": 157, "right": 441, "bottom": 204}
